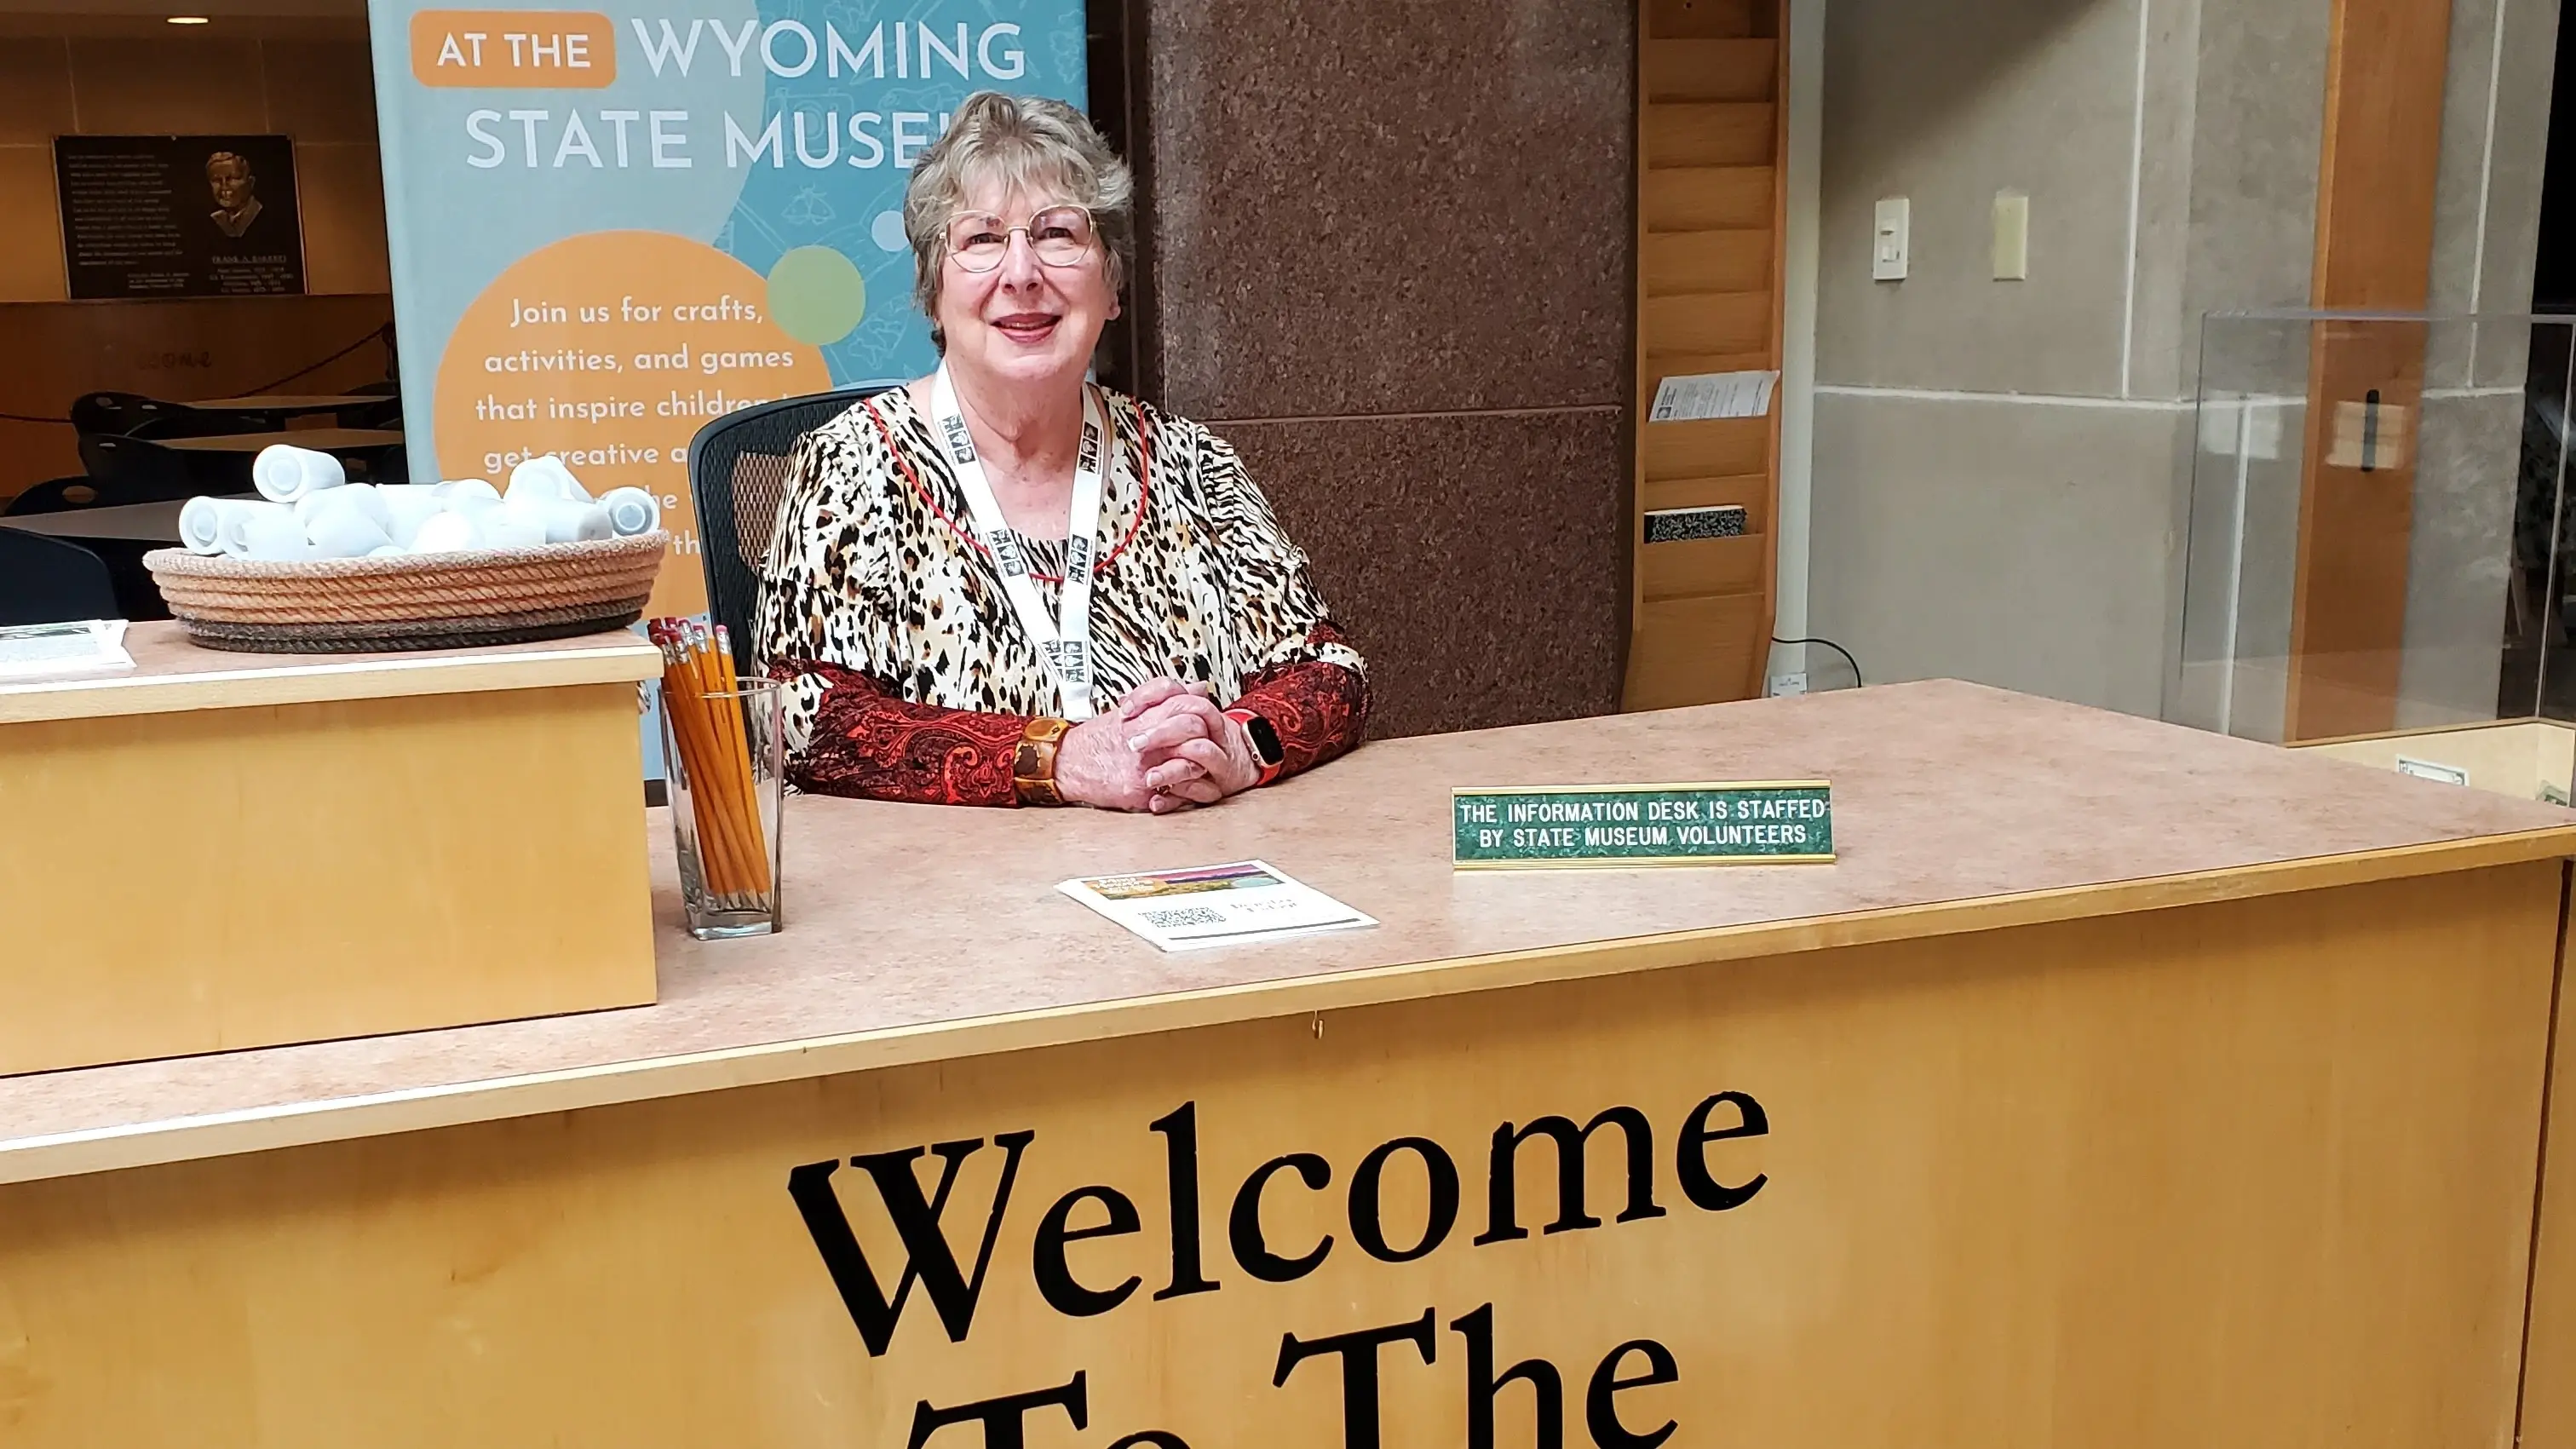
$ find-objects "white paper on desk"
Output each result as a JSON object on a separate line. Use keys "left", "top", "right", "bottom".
{"left": 1057, "top": 860, "right": 1377, "bottom": 952}
{"left": 0, "top": 619, "right": 130, "bottom": 682}
{"left": 1649, "top": 369, "right": 1780, "bottom": 423}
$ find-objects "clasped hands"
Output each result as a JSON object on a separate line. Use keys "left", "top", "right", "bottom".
{"left": 1053, "top": 678, "right": 1259, "bottom": 814}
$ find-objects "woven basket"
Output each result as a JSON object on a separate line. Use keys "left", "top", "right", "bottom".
{"left": 146, "top": 532, "right": 670, "bottom": 653}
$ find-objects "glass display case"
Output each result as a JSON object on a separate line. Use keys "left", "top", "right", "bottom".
{"left": 2171, "top": 309, "right": 2576, "bottom": 772}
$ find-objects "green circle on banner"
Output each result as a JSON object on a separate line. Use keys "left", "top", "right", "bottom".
{"left": 766, "top": 246, "right": 866, "bottom": 345}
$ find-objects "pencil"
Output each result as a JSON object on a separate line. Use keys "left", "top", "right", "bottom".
{"left": 710, "top": 625, "right": 773, "bottom": 894}
{"left": 681, "top": 624, "right": 752, "bottom": 896}
{"left": 653, "top": 619, "right": 756, "bottom": 902}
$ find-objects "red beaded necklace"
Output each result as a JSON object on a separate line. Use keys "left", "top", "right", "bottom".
{"left": 862, "top": 387, "right": 1154, "bottom": 585}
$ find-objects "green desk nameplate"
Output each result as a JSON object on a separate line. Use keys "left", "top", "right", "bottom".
{"left": 1452, "top": 780, "right": 1835, "bottom": 870}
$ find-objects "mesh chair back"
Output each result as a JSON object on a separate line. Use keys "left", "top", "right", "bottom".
{"left": 70, "top": 392, "right": 178, "bottom": 436}
{"left": 68, "top": 392, "right": 230, "bottom": 440}
{"left": 76, "top": 434, "right": 197, "bottom": 498}
{"left": 0, "top": 531, "right": 119, "bottom": 625}
{"left": 3, "top": 477, "right": 106, "bottom": 517}
{"left": 687, "top": 382, "right": 901, "bottom": 662}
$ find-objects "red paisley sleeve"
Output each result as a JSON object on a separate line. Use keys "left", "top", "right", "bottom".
{"left": 771, "top": 660, "right": 1030, "bottom": 808}
{"left": 1229, "top": 622, "right": 1371, "bottom": 781}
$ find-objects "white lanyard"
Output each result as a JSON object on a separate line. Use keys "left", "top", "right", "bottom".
{"left": 929, "top": 365, "right": 1109, "bottom": 721}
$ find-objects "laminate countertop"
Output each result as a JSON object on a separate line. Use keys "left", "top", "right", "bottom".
{"left": 5, "top": 679, "right": 2569, "bottom": 1185}
{"left": 0, "top": 619, "right": 662, "bottom": 725}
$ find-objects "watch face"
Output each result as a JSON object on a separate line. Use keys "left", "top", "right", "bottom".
{"left": 1245, "top": 714, "right": 1285, "bottom": 768}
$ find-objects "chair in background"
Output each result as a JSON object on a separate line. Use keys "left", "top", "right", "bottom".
{"left": 687, "top": 382, "right": 900, "bottom": 653}
{"left": 3, "top": 476, "right": 107, "bottom": 517}
{"left": 68, "top": 392, "right": 227, "bottom": 440}
{"left": 0, "top": 531, "right": 120, "bottom": 625}
{"left": 78, "top": 434, "right": 201, "bottom": 500}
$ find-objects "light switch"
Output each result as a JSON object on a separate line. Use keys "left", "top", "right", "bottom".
{"left": 1992, "top": 191, "right": 2029, "bottom": 280}
{"left": 1872, "top": 198, "right": 1909, "bottom": 281}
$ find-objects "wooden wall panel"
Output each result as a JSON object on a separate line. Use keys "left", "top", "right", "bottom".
{"left": 2281, "top": 0, "right": 2454, "bottom": 740}
{"left": 0, "top": 294, "right": 394, "bottom": 501}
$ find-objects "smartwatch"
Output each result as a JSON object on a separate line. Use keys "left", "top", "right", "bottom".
{"left": 1226, "top": 708, "right": 1286, "bottom": 787}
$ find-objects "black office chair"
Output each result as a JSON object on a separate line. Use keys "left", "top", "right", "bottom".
{"left": 78, "top": 434, "right": 201, "bottom": 499}
{"left": 0, "top": 531, "right": 121, "bottom": 625}
{"left": 69, "top": 392, "right": 227, "bottom": 440}
{"left": 687, "top": 382, "right": 901, "bottom": 653}
{"left": 3, "top": 476, "right": 107, "bottom": 517}
{"left": 3, "top": 475, "right": 176, "bottom": 622}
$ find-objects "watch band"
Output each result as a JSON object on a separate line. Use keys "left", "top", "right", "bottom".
{"left": 1226, "top": 708, "right": 1286, "bottom": 787}
{"left": 1014, "top": 716, "right": 1072, "bottom": 806}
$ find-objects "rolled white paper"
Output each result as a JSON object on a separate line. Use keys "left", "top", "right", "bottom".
{"left": 306, "top": 507, "right": 394, "bottom": 559}
{"left": 504, "top": 495, "right": 612, "bottom": 544}
{"left": 365, "top": 544, "right": 409, "bottom": 558}
{"left": 377, "top": 486, "right": 446, "bottom": 547}
{"left": 508, "top": 454, "right": 589, "bottom": 503}
{"left": 432, "top": 478, "right": 501, "bottom": 505}
{"left": 506, "top": 456, "right": 574, "bottom": 503}
{"left": 214, "top": 500, "right": 294, "bottom": 557}
{"left": 179, "top": 496, "right": 264, "bottom": 555}
{"left": 292, "top": 484, "right": 387, "bottom": 530}
{"left": 239, "top": 509, "right": 317, "bottom": 561}
{"left": 250, "top": 445, "right": 346, "bottom": 504}
{"left": 478, "top": 512, "right": 547, "bottom": 550}
{"left": 334, "top": 482, "right": 393, "bottom": 530}
{"left": 599, "top": 486, "right": 661, "bottom": 538}
{"left": 408, "top": 509, "right": 482, "bottom": 555}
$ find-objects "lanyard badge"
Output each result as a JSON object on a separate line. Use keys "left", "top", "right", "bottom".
{"left": 929, "top": 367, "right": 1110, "bottom": 721}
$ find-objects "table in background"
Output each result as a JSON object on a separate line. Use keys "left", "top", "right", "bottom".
{"left": 182, "top": 394, "right": 394, "bottom": 433}
{"left": 158, "top": 428, "right": 404, "bottom": 455}
{"left": 0, "top": 493, "right": 217, "bottom": 543}
{"left": 188, "top": 394, "right": 382, "bottom": 415}
{"left": 161, "top": 427, "right": 407, "bottom": 489}
{"left": 0, "top": 681, "right": 2573, "bottom": 1447}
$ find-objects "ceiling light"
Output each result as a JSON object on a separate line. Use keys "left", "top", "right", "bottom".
{"left": 167, "top": 15, "right": 210, "bottom": 24}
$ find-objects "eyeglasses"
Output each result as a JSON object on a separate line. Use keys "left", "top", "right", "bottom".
{"left": 943, "top": 205, "right": 1098, "bottom": 273}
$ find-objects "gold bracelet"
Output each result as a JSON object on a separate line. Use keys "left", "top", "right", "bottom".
{"left": 1014, "top": 716, "right": 1072, "bottom": 807}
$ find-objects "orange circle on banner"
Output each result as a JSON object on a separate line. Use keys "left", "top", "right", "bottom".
{"left": 433, "top": 231, "right": 835, "bottom": 618}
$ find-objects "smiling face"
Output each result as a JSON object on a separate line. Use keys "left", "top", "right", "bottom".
{"left": 207, "top": 158, "right": 254, "bottom": 212}
{"left": 932, "top": 172, "right": 1118, "bottom": 400}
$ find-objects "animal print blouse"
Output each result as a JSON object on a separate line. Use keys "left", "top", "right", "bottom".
{"left": 756, "top": 385, "right": 1369, "bottom": 806}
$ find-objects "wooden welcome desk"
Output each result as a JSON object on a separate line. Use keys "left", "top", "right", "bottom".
{"left": 3, "top": 679, "right": 2573, "bottom": 1448}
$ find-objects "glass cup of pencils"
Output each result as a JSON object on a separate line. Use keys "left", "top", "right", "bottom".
{"left": 651, "top": 620, "right": 785, "bottom": 940}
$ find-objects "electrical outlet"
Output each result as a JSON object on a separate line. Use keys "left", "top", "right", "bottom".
{"left": 1872, "top": 198, "right": 1909, "bottom": 281}
{"left": 1768, "top": 671, "right": 1809, "bottom": 698}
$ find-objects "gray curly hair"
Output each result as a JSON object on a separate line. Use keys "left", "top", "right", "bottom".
{"left": 903, "top": 92, "right": 1134, "bottom": 336}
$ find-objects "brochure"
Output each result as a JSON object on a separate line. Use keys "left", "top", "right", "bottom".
{"left": 1648, "top": 368, "right": 1780, "bottom": 422}
{"left": 0, "top": 619, "right": 133, "bottom": 683}
{"left": 1057, "top": 860, "right": 1377, "bottom": 952}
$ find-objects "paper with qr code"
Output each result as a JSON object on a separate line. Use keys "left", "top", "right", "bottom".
{"left": 1056, "top": 860, "right": 1377, "bottom": 952}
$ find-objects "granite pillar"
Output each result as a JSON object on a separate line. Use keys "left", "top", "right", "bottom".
{"left": 1136, "top": 0, "right": 1636, "bottom": 739}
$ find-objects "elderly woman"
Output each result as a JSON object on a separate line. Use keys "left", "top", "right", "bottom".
{"left": 758, "top": 93, "right": 1367, "bottom": 812}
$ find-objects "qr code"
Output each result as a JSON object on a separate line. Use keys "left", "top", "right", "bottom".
{"left": 1142, "top": 906, "right": 1226, "bottom": 929}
